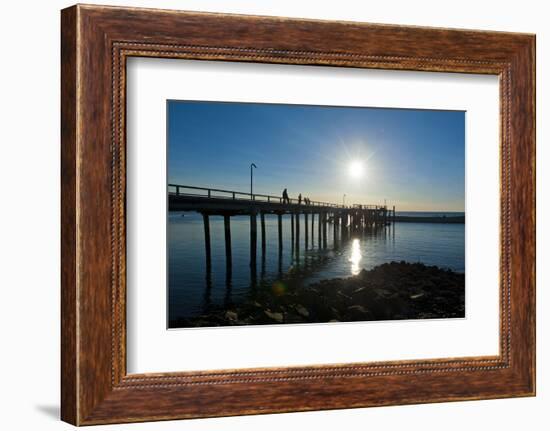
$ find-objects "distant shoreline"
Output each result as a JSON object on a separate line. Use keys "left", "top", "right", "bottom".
{"left": 394, "top": 215, "right": 464, "bottom": 224}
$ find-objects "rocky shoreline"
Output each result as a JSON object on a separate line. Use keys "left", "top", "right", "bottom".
{"left": 170, "top": 261, "right": 465, "bottom": 328}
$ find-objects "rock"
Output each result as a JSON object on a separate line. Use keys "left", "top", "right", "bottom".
{"left": 348, "top": 305, "right": 368, "bottom": 313}
{"left": 353, "top": 286, "right": 367, "bottom": 294}
{"left": 337, "top": 291, "right": 352, "bottom": 300}
{"left": 224, "top": 311, "right": 238, "bottom": 321}
{"left": 374, "top": 288, "right": 392, "bottom": 297}
{"left": 345, "top": 305, "right": 372, "bottom": 320}
{"left": 177, "top": 261, "right": 465, "bottom": 328}
{"left": 282, "top": 311, "right": 306, "bottom": 324}
{"left": 264, "top": 309, "right": 284, "bottom": 322}
{"left": 295, "top": 304, "right": 310, "bottom": 317}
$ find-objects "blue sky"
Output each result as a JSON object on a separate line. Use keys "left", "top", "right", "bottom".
{"left": 167, "top": 100, "right": 465, "bottom": 211}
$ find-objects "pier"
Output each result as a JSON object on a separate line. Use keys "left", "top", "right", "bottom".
{"left": 169, "top": 184, "right": 395, "bottom": 270}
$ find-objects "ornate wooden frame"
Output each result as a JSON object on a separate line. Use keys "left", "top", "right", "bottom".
{"left": 61, "top": 4, "right": 535, "bottom": 425}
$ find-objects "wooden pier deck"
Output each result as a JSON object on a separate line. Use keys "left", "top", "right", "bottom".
{"left": 168, "top": 184, "right": 396, "bottom": 270}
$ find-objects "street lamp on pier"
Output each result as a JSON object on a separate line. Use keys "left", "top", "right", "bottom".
{"left": 250, "top": 163, "right": 257, "bottom": 199}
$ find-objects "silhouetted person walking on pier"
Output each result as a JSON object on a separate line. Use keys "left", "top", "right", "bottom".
{"left": 298, "top": 193, "right": 302, "bottom": 205}
{"left": 282, "top": 188, "right": 290, "bottom": 204}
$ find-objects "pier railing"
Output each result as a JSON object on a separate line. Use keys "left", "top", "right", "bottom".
{"left": 168, "top": 184, "right": 380, "bottom": 209}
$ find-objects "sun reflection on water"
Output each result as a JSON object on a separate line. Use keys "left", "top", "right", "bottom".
{"left": 349, "top": 238, "right": 362, "bottom": 275}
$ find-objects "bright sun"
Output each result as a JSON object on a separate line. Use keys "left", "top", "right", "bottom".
{"left": 349, "top": 160, "right": 364, "bottom": 178}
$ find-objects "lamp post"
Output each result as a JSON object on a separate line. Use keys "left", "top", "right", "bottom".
{"left": 250, "top": 163, "right": 257, "bottom": 199}
{"left": 343, "top": 194, "right": 346, "bottom": 206}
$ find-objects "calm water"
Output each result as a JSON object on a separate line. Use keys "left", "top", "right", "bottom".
{"left": 396, "top": 211, "right": 465, "bottom": 218}
{"left": 168, "top": 211, "right": 465, "bottom": 323}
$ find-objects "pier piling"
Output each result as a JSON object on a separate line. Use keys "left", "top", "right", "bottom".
{"left": 260, "top": 212, "right": 266, "bottom": 258}
{"left": 250, "top": 212, "right": 257, "bottom": 267}
{"left": 322, "top": 212, "right": 328, "bottom": 248}
{"left": 291, "top": 213, "right": 295, "bottom": 248}
{"left": 305, "top": 212, "right": 309, "bottom": 249}
{"left": 318, "top": 212, "right": 322, "bottom": 248}
{"left": 295, "top": 211, "right": 301, "bottom": 250}
{"left": 340, "top": 213, "right": 346, "bottom": 239}
{"left": 311, "top": 212, "right": 315, "bottom": 246}
{"left": 333, "top": 213, "right": 338, "bottom": 244}
{"left": 278, "top": 213, "right": 283, "bottom": 254}
{"left": 202, "top": 213, "right": 212, "bottom": 271}
{"left": 223, "top": 215, "right": 232, "bottom": 269}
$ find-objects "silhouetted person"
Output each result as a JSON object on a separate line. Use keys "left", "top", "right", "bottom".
{"left": 282, "top": 188, "right": 289, "bottom": 204}
{"left": 298, "top": 193, "right": 302, "bottom": 205}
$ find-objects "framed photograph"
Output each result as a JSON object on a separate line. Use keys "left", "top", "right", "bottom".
{"left": 61, "top": 4, "right": 535, "bottom": 425}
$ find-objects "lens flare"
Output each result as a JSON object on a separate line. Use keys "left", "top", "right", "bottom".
{"left": 272, "top": 281, "right": 287, "bottom": 296}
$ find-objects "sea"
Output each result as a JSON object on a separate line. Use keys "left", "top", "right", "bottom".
{"left": 168, "top": 211, "right": 465, "bottom": 323}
